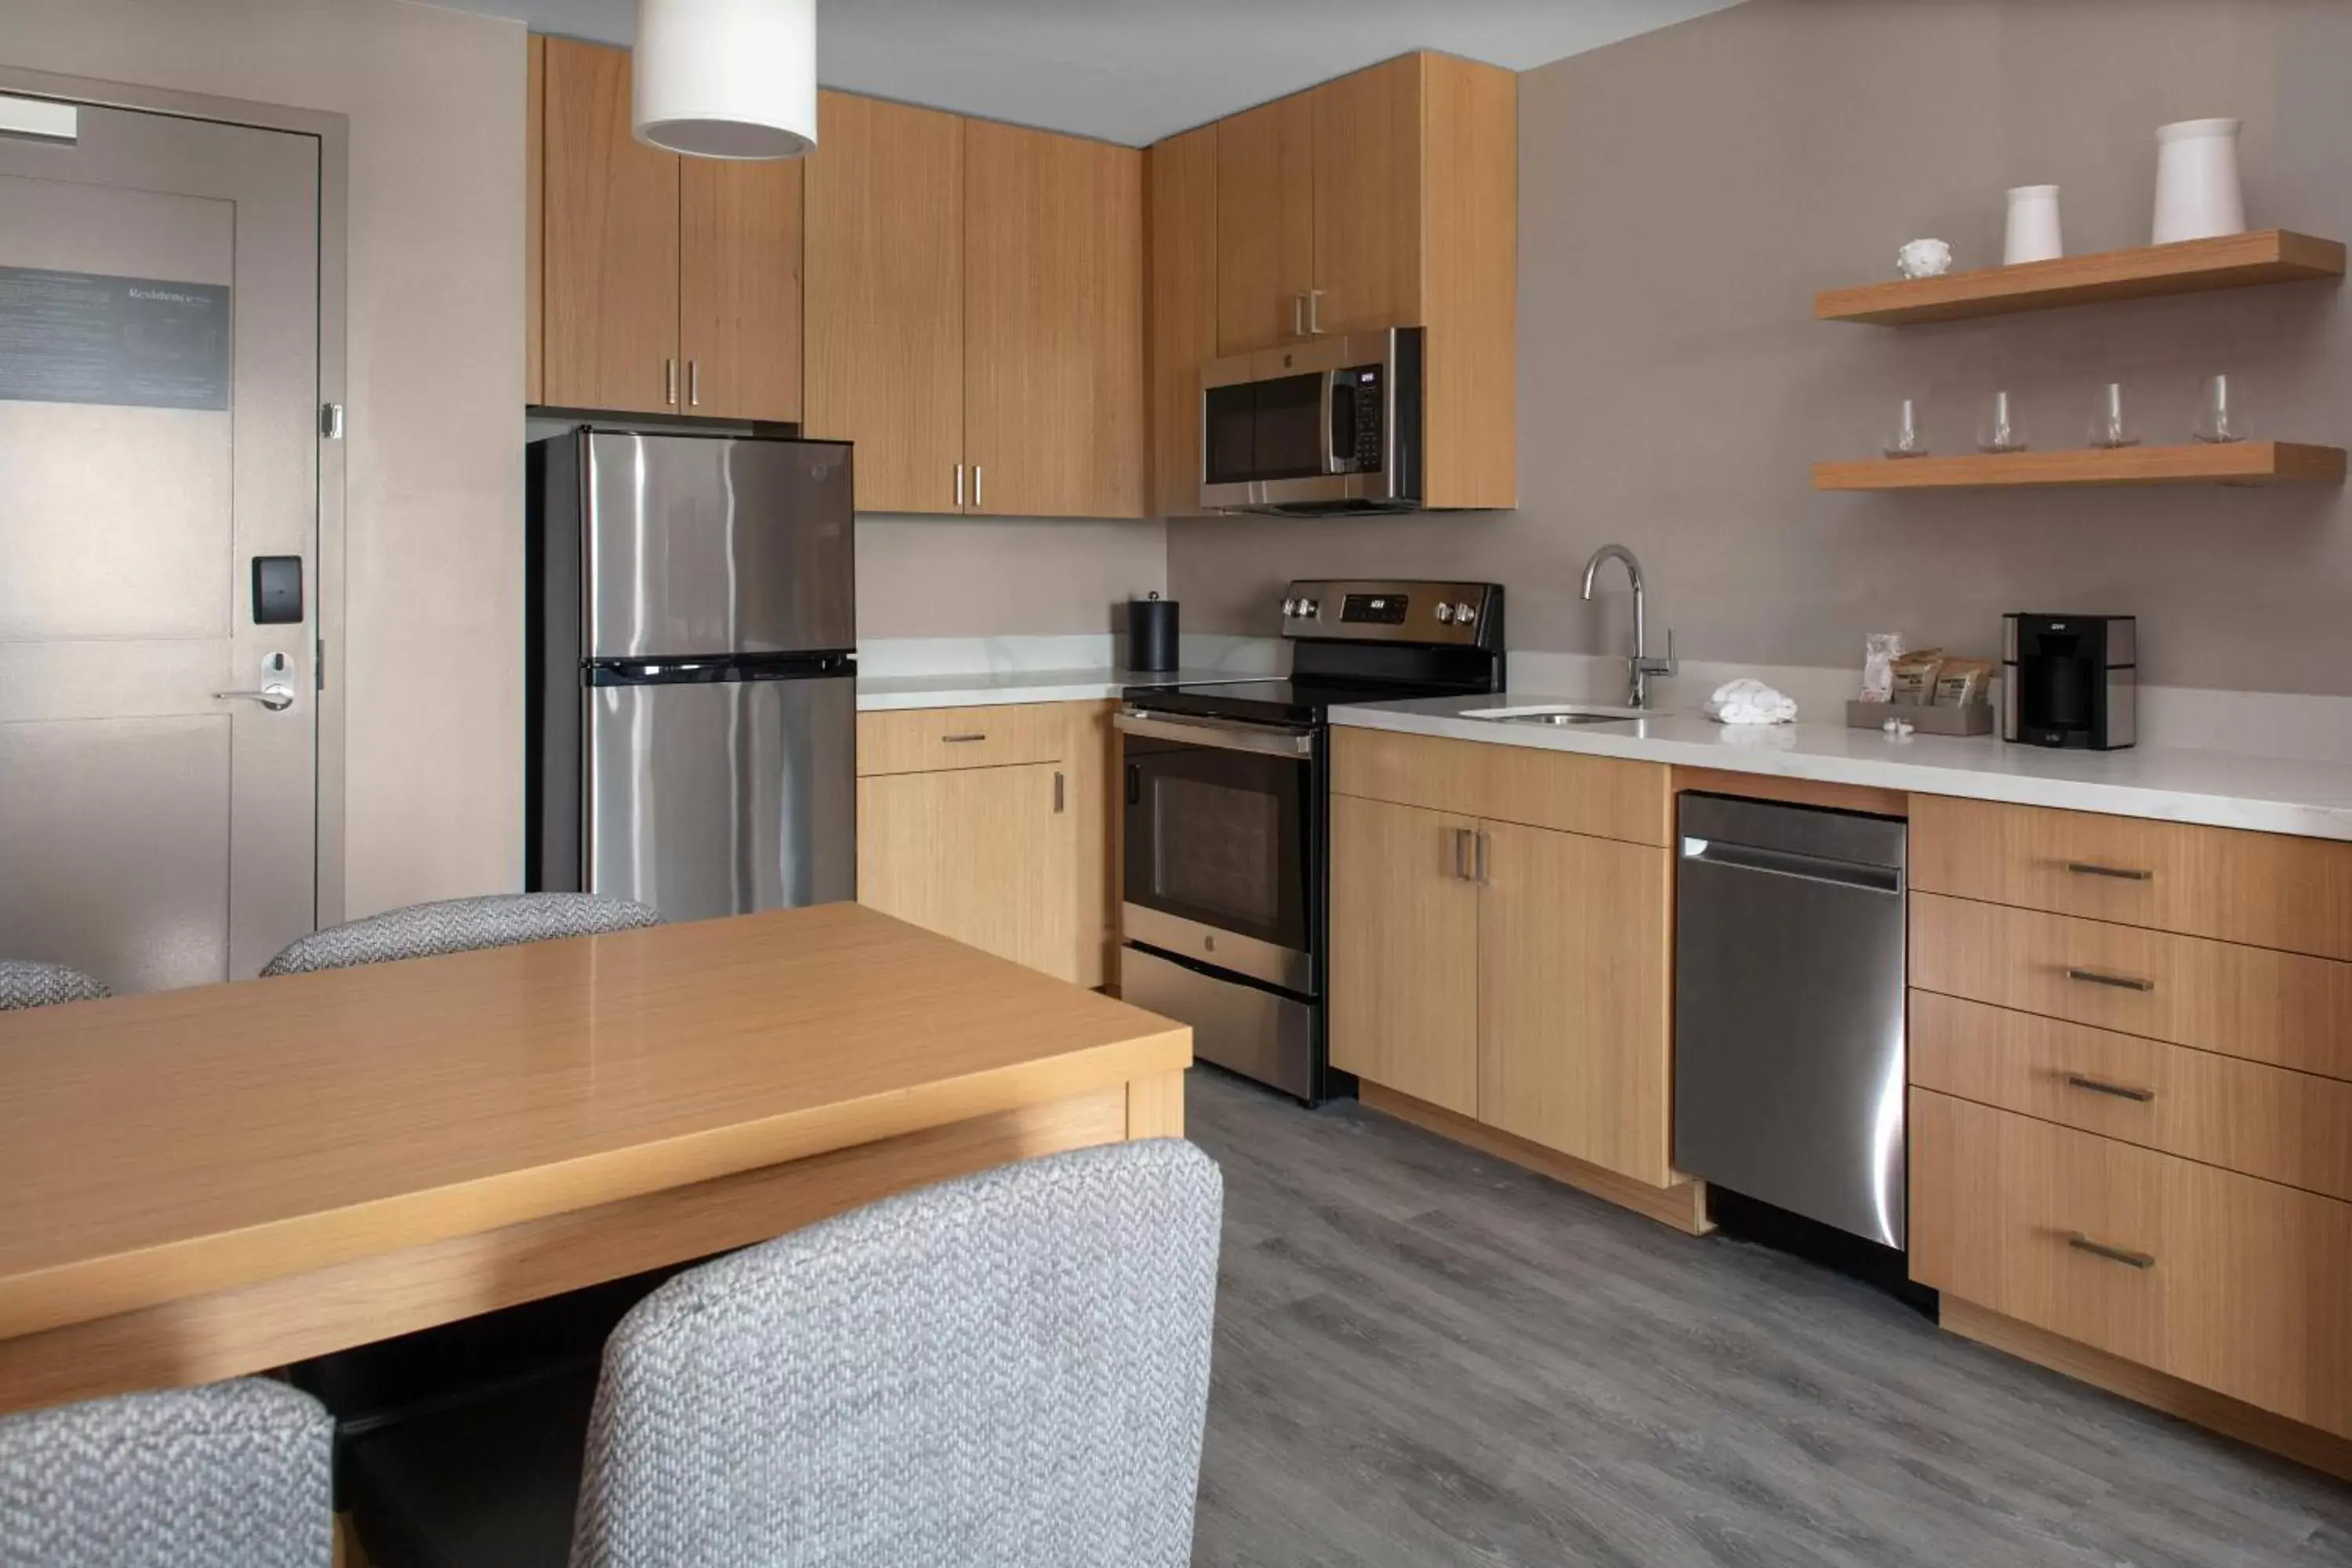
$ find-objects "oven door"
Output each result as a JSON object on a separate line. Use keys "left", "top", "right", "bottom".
{"left": 1116, "top": 710, "right": 1316, "bottom": 994}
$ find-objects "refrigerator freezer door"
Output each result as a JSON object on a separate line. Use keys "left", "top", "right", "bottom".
{"left": 585, "top": 673, "right": 857, "bottom": 919}
{"left": 584, "top": 433, "right": 855, "bottom": 659}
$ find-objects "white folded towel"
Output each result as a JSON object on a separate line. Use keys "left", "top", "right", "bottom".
{"left": 1705, "top": 678, "right": 1798, "bottom": 726}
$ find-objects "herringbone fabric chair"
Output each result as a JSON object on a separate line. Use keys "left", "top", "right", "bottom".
{"left": 260, "top": 893, "right": 661, "bottom": 977}
{"left": 0, "top": 960, "right": 110, "bottom": 1011}
{"left": 345, "top": 1139, "right": 1222, "bottom": 1568}
{"left": 568, "top": 1138, "right": 1223, "bottom": 1568}
{"left": 0, "top": 1378, "right": 333, "bottom": 1568}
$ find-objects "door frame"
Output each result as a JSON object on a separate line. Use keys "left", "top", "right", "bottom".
{"left": 0, "top": 64, "right": 350, "bottom": 929}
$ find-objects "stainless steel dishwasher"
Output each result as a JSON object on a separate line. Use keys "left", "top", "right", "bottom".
{"left": 1673, "top": 793, "right": 1908, "bottom": 1249}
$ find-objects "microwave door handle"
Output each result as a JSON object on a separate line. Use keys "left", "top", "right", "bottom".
{"left": 1321, "top": 371, "right": 1342, "bottom": 475}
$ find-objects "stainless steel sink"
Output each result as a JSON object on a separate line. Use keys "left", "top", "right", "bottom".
{"left": 1457, "top": 703, "right": 1651, "bottom": 727}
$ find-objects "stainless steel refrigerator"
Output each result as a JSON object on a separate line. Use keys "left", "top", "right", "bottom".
{"left": 528, "top": 430, "right": 857, "bottom": 920}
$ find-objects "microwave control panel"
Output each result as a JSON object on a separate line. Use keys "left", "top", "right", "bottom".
{"left": 1334, "top": 365, "right": 1385, "bottom": 473}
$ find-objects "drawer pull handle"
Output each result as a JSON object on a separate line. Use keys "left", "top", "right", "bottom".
{"left": 941, "top": 733, "right": 988, "bottom": 744}
{"left": 2067, "top": 1233, "right": 2156, "bottom": 1271}
{"left": 2066, "top": 967, "right": 2154, "bottom": 993}
{"left": 2066, "top": 862, "right": 2154, "bottom": 881}
{"left": 2064, "top": 1073, "right": 2155, "bottom": 1103}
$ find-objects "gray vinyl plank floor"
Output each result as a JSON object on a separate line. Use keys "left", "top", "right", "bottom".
{"left": 1183, "top": 1066, "right": 2352, "bottom": 1567}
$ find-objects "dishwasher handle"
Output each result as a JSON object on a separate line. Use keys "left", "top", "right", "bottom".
{"left": 1680, "top": 836, "right": 1904, "bottom": 895}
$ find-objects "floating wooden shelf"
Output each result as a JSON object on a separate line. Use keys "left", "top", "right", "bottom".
{"left": 1813, "top": 441, "right": 2347, "bottom": 491}
{"left": 1815, "top": 230, "right": 2345, "bottom": 325}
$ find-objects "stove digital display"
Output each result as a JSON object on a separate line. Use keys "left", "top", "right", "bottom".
{"left": 1340, "top": 593, "right": 1409, "bottom": 625}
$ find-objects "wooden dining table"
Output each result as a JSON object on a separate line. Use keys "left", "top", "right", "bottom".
{"left": 0, "top": 902, "right": 1192, "bottom": 1418}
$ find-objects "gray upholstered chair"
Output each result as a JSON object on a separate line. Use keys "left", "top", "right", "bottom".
{"left": 346, "top": 1138, "right": 1225, "bottom": 1568}
{"left": 260, "top": 892, "right": 662, "bottom": 977}
{"left": 0, "top": 960, "right": 111, "bottom": 1011}
{"left": 0, "top": 1378, "right": 334, "bottom": 1568}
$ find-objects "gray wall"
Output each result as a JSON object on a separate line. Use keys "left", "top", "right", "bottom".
{"left": 1167, "top": 0, "right": 2352, "bottom": 696}
{"left": 857, "top": 515, "right": 1167, "bottom": 638}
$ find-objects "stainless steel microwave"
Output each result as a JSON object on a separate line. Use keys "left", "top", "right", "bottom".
{"left": 1199, "top": 327, "right": 1423, "bottom": 514}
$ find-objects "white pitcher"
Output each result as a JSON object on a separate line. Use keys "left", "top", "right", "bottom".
{"left": 2152, "top": 118, "right": 2245, "bottom": 244}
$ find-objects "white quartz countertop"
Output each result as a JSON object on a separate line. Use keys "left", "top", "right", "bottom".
{"left": 856, "top": 666, "right": 1257, "bottom": 712}
{"left": 1331, "top": 693, "right": 2352, "bottom": 841}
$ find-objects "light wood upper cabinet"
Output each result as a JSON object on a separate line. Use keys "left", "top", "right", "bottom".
{"left": 1214, "top": 93, "right": 1314, "bottom": 354}
{"left": 540, "top": 36, "right": 682, "bottom": 415}
{"left": 1328, "top": 793, "right": 1482, "bottom": 1115}
{"left": 1154, "top": 50, "right": 1518, "bottom": 510}
{"left": 964, "top": 121, "right": 1145, "bottom": 519}
{"left": 680, "top": 157, "right": 804, "bottom": 423}
{"left": 803, "top": 91, "right": 967, "bottom": 514}
{"left": 1145, "top": 125, "right": 1218, "bottom": 519}
{"left": 1310, "top": 55, "right": 1425, "bottom": 338}
{"left": 1478, "top": 820, "right": 1673, "bottom": 1186}
{"left": 534, "top": 37, "right": 805, "bottom": 423}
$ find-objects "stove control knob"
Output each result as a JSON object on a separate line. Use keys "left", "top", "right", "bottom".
{"left": 1452, "top": 601, "right": 1479, "bottom": 625}
{"left": 1281, "top": 597, "right": 1299, "bottom": 617}
{"left": 1433, "top": 603, "right": 1454, "bottom": 624}
{"left": 1297, "top": 598, "right": 1319, "bottom": 618}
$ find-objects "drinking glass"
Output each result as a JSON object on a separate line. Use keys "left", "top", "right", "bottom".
{"left": 2087, "top": 383, "right": 2139, "bottom": 449}
{"left": 1976, "top": 390, "right": 2027, "bottom": 454}
{"left": 2194, "top": 374, "right": 2245, "bottom": 443}
{"left": 1882, "top": 397, "right": 1929, "bottom": 459}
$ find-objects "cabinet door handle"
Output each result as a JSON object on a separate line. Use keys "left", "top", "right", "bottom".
{"left": 2064, "top": 1073, "right": 2156, "bottom": 1103}
{"left": 664, "top": 357, "right": 677, "bottom": 406}
{"left": 688, "top": 359, "right": 701, "bottom": 407}
{"left": 2066, "top": 967, "right": 2154, "bottom": 993}
{"left": 1307, "top": 289, "right": 1324, "bottom": 336}
{"left": 973, "top": 464, "right": 983, "bottom": 510}
{"left": 2067, "top": 1233, "right": 2156, "bottom": 1270}
{"left": 1452, "top": 828, "right": 1472, "bottom": 880}
{"left": 2067, "top": 862, "right": 2154, "bottom": 882}
{"left": 1293, "top": 292, "right": 1306, "bottom": 338}
{"left": 1475, "top": 829, "right": 1490, "bottom": 885}
{"left": 956, "top": 463, "right": 965, "bottom": 508}
{"left": 1053, "top": 771, "right": 1065, "bottom": 814}
{"left": 941, "top": 732, "right": 987, "bottom": 744}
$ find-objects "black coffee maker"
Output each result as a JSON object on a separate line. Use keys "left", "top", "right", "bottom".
{"left": 2002, "top": 614, "right": 2136, "bottom": 750}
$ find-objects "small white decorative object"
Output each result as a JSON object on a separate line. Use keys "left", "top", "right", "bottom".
{"left": 2151, "top": 118, "right": 2245, "bottom": 244}
{"left": 1896, "top": 238, "right": 1953, "bottom": 279}
{"left": 2003, "top": 185, "right": 2063, "bottom": 264}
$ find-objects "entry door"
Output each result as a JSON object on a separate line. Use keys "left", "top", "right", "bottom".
{"left": 0, "top": 96, "right": 321, "bottom": 991}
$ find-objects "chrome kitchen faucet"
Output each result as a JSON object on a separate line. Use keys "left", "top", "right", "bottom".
{"left": 1580, "top": 543, "right": 1678, "bottom": 709}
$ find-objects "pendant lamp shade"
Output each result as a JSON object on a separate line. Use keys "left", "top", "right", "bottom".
{"left": 633, "top": 0, "right": 817, "bottom": 160}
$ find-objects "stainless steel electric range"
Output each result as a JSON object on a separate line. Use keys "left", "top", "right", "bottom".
{"left": 1114, "top": 579, "right": 1505, "bottom": 1103}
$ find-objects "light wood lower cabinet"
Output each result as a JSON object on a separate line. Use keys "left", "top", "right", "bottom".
{"left": 1327, "top": 795, "right": 1480, "bottom": 1115}
{"left": 858, "top": 763, "right": 1075, "bottom": 982}
{"left": 1329, "top": 731, "right": 1682, "bottom": 1207}
{"left": 855, "top": 702, "right": 1116, "bottom": 989}
{"left": 1479, "top": 820, "right": 1673, "bottom": 1185}
{"left": 1912, "top": 1088, "right": 2352, "bottom": 1440}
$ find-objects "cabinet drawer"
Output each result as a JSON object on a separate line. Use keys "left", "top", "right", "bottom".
{"left": 1911, "top": 1089, "right": 2352, "bottom": 1439}
{"left": 856, "top": 704, "right": 1069, "bottom": 775}
{"left": 1911, "top": 795, "right": 2352, "bottom": 962}
{"left": 1330, "top": 727, "right": 1670, "bottom": 847}
{"left": 1911, "top": 992, "right": 2352, "bottom": 1202}
{"left": 1911, "top": 892, "right": 2352, "bottom": 1081}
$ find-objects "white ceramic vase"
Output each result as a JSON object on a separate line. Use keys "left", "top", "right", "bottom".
{"left": 2151, "top": 118, "right": 2245, "bottom": 245}
{"left": 2003, "top": 185, "right": 2063, "bottom": 265}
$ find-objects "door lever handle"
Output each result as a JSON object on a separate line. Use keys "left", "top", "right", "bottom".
{"left": 215, "top": 683, "right": 296, "bottom": 713}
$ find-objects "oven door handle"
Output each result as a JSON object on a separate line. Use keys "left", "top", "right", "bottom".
{"left": 1114, "top": 710, "right": 1316, "bottom": 759}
